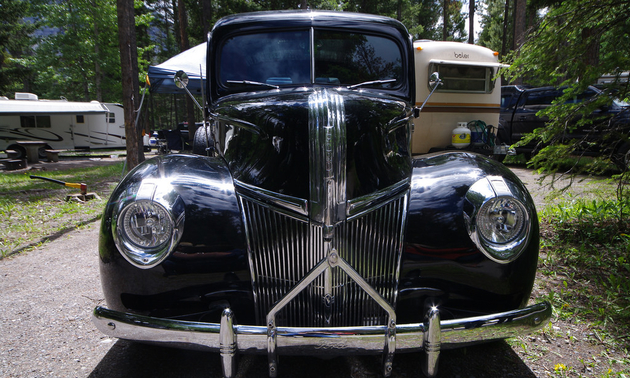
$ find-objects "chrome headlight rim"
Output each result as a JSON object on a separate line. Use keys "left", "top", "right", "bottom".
{"left": 473, "top": 195, "right": 531, "bottom": 262}
{"left": 112, "top": 181, "right": 185, "bottom": 269}
{"left": 464, "top": 176, "right": 532, "bottom": 264}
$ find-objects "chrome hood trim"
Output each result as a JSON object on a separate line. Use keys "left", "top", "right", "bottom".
{"left": 308, "top": 89, "right": 346, "bottom": 232}
{"left": 235, "top": 89, "right": 409, "bottom": 331}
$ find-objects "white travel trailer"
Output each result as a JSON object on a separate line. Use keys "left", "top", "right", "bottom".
{"left": 0, "top": 93, "right": 126, "bottom": 158}
{"left": 412, "top": 41, "right": 504, "bottom": 155}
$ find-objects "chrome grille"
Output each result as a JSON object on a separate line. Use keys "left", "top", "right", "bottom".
{"left": 240, "top": 191, "right": 407, "bottom": 327}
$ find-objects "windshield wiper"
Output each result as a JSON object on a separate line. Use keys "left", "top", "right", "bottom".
{"left": 226, "top": 80, "right": 279, "bottom": 89}
{"left": 347, "top": 79, "right": 396, "bottom": 90}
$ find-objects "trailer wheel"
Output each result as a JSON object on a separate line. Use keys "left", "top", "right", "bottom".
{"left": 38, "top": 145, "right": 52, "bottom": 159}
{"left": 6, "top": 144, "right": 26, "bottom": 159}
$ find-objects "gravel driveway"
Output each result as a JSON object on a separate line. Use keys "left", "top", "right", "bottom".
{"left": 0, "top": 167, "right": 593, "bottom": 378}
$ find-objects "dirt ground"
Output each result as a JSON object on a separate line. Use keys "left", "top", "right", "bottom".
{"left": 0, "top": 223, "right": 546, "bottom": 378}
{"left": 0, "top": 153, "right": 128, "bottom": 173}
{"left": 0, "top": 156, "right": 628, "bottom": 377}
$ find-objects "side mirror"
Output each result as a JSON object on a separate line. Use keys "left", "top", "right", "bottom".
{"left": 429, "top": 72, "right": 442, "bottom": 89}
{"left": 173, "top": 70, "right": 203, "bottom": 112}
{"left": 174, "top": 70, "right": 189, "bottom": 89}
{"left": 415, "top": 72, "right": 443, "bottom": 116}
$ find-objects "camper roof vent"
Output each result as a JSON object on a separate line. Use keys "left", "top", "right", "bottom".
{"left": 15, "top": 93, "right": 39, "bottom": 101}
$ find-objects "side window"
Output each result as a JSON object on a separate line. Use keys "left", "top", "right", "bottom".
{"left": 429, "top": 63, "right": 496, "bottom": 93}
{"left": 568, "top": 89, "right": 597, "bottom": 104}
{"left": 521, "top": 90, "right": 562, "bottom": 110}
{"left": 20, "top": 115, "right": 51, "bottom": 128}
{"left": 76, "top": 115, "right": 85, "bottom": 123}
{"left": 36, "top": 116, "right": 51, "bottom": 128}
{"left": 108, "top": 113, "right": 116, "bottom": 123}
{"left": 20, "top": 115, "right": 36, "bottom": 128}
{"left": 501, "top": 93, "right": 513, "bottom": 110}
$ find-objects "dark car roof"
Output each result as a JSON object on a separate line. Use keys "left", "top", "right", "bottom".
{"left": 501, "top": 85, "right": 532, "bottom": 93}
{"left": 212, "top": 10, "right": 410, "bottom": 34}
{"left": 501, "top": 84, "right": 602, "bottom": 94}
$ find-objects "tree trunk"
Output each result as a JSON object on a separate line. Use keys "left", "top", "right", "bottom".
{"left": 201, "top": 0, "right": 213, "bottom": 37}
{"left": 468, "top": 0, "right": 474, "bottom": 44}
{"left": 581, "top": 27, "right": 600, "bottom": 68}
{"left": 172, "top": 0, "right": 180, "bottom": 51}
{"left": 116, "top": 0, "right": 143, "bottom": 171}
{"left": 512, "top": 0, "right": 527, "bottom": 85}
{"left": 443, "top": 0, "right": 448, "bottom": 41}
{"left": 501, "top": 0, "right": 510, "bottom": 57}
{"left": 513, "top": 0, "right": 526, "bottom": 50}
{"left": 177, "top": 0, "right": 197, "bottom": 146}
{"left": 91, "top": 1, "right": 102, "bottom": 102}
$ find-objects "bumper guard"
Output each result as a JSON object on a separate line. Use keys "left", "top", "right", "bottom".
{"left": 93, "top": 301, "right": 550, "bottom": 378}
{"left": 95, "top": 251, "right": 551, "bottom": 377}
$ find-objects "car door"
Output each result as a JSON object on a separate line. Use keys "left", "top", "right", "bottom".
{"left": 498, "top": 87, "right": 522, "bottom": 144}
{"left": 511, "top": 88, "right": 560, "bottom": 145}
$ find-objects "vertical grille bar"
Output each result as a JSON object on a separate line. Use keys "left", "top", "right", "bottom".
{"left": 240, "top": 190, "right": 407, "bottom": 328}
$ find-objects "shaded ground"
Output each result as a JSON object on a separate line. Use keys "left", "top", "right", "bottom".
{"left": 0, "top": 222, "right": 542, "bottom": 378}
{"left": 0, "top": 152, "right": 127, "bottom": 173}
{"left": 0, "top": 156, "right": 628, "bottom": 377}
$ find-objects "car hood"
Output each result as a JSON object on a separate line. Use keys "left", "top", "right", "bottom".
{"left": 211, "top": 87, "right": 413, "bottom": 202}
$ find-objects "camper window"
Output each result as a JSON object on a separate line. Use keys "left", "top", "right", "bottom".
{"left": 429, "top": 63, "right": 495, "bottom": 93}
{"left": 76, "top": 115, "right": 85, "bottom": 123}
{"left": 108, "top": 113, "right": 116, "bottom": 123}
{"left": 20, "top": 115, "right": 51, "bottom": 128}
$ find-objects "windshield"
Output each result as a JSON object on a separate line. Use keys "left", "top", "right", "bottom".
{"left": 219, "top": 29, "right": 403, "bottom": 89}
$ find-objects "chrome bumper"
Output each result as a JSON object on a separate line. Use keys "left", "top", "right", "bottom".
{"left": 93, "top": 301, "right": 551, "bottom": 378}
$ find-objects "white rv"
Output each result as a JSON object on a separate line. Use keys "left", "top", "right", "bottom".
{"left": 0, "top": 93, "right": 126, "bottom": 158}
{"left": 412, "top": 41, "right": 504, "bottom": 155}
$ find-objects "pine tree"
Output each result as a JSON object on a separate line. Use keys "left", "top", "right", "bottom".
{"left": 0, "top": 0, "right": 37, "bottom": 95}
{"left": 505, "top": 0, "right": 630, "bottom": 180}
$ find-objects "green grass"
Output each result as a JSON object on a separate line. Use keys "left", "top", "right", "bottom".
{"left": 504, "top": 152, "right": 623, "bottom": 176}
{"left": 0, "top": 162, "right": 125, "bottom": 192}
{"left": 0, "top": 163, "right": 124, "bottom": 257}
{"left": 538, "top": 195, "right": 630, "bottom": 348}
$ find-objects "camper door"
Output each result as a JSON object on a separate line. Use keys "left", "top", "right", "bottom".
{"left": 70, "top": 114, "right": 93, "bottom": 149}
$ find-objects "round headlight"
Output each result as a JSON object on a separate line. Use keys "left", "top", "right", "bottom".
{"left": 114, "top": 199, "right": 183, "bottom": 268}
{"left": 464, "top": 176, "right": 533, "bottom": 264}
{"left": 477, "top": 197, "right": 526, "bottom": 244}
{"left": 120, "top": 201, "right": 173, "bottom": 249}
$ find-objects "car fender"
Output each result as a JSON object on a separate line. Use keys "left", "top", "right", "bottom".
{"left": 398, "top": 151, "right": 539, "bottom": 320}
{"left": 99, "top": 154, "right": 250, "bottom": 317}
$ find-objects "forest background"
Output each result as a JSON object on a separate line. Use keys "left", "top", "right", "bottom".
{"left": 1, "top": 0, "right": 629, "bottom": 175}
{"left": 0, "top": 0, "right": 524, "bottom": 169}
{"left": 2, "top": 2, "right": 630, "bottom": 375}
{"left": 0, "top": 0, "right": 546, "bottom": 116}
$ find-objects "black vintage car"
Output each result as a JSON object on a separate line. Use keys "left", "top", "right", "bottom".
{"left": 94, "top": 11, "right": 551, "bottom": 377}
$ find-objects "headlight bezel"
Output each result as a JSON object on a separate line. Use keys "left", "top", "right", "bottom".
{"left": 112, "top": 180, "right": 185, "bottom": 269}
{"left": 464, "top": 176, "right": 532, "bottom": 264}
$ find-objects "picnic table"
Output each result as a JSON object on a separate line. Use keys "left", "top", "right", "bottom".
{"left": 16, "top": 140, "right": 46, "bottom": 163}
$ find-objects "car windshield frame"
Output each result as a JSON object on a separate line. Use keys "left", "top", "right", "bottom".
{"left": 217, "top": 27, "right": 405, "bottom": 91}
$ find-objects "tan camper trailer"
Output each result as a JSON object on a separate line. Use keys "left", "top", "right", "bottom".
{"left": 412, "top": 41, "right": 503, "bottom": 155}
